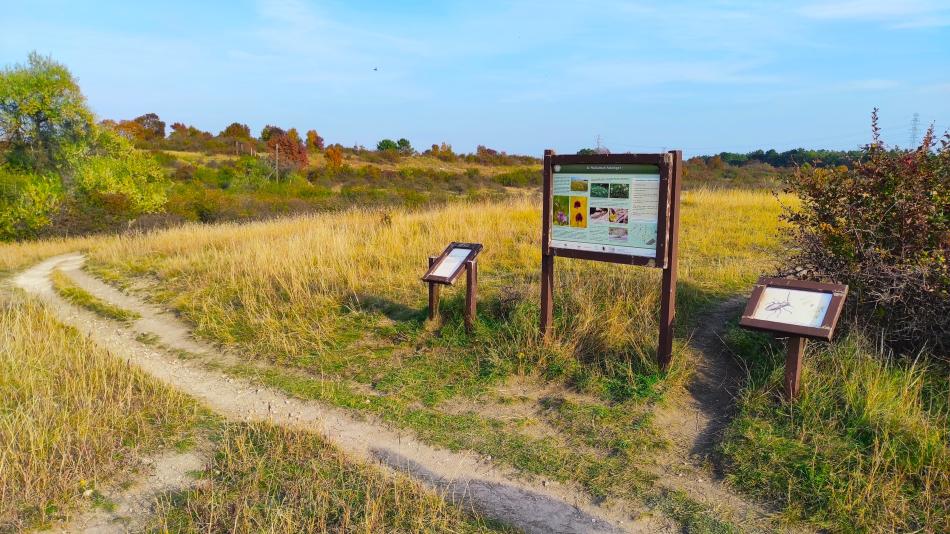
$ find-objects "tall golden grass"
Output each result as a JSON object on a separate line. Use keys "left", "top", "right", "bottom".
{"left": 0, "top": 235, "right": 97, "bottom": 275}
{"left": 87, "top": 190, "right": 789, "bottom": 377}
{"left": 0, "top": 292, "right": 201, "bottom": 530}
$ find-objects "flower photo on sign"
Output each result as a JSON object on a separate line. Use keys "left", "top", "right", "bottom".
{"left": 570, "top": 196, "right": 588, "bottom": 228}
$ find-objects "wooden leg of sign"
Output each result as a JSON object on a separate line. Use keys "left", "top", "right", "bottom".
{"left": 427, "top": 256, "right": 440, "bottom": 321}
{"left": 464, "top": 260, "right": 477, "bottom": 333}
{"left": 540, "top": 254, "right": 554, "bottom": 341}
{"left": 657, "top": 266, "right": 676, "bottom": 372}
{"left": 657, "top": 150, "right": 683, "bottom": 373}
{"left": 785, "top": 336, "right": 805, "bottom": 401}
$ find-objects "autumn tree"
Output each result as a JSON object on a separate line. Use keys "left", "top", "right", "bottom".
{"left": 267, "top": 132, "right": 308, "bottom": 169}
{"left": 166, "top": 122, "right": 213, "bottom": 151}
{"left": 220, "top": 122, "right": 251, "bottom": 139}
{"left": 260, "top": 125, "right": 285, "bottom": 142}
{"left": 325, "top": 144, "right": 343, "bottom": 168}
{"left": 306, "top": 129, "right": 324, "bottom": 150}
{"left": 132, "top": 113, "right": 165, "bottom": 141}
{"left": 114, "top": 120, "right": 147, "bottom": 141}
{"left": 433, "top": 142, "right": 456, "bottom": 162}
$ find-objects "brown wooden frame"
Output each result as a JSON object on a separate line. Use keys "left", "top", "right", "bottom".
{"left": 540, "top": 150, "right": 682, "bottom": 371}
{"left": 422, "top": 242, "right": 483, "bottom": 285}
{"left": 739, "top": 277, "right": 848, "bottom": 341}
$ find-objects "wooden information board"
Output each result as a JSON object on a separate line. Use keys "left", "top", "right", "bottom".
{"left": 541, "top": 151, "right": 682, "bottom": 370}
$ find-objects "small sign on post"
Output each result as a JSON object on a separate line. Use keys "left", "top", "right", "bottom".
{"left": 422, "top": 242, "right": 483, "bottom": 333}
{"left": 739, "top": 277, "right": 848, "bottom": 400}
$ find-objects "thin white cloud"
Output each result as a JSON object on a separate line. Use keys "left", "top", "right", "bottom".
{"left": 799, "top": 0, "right": 950, "bottom": 27}
{"left": 837, "top": 79, "right": 901, "bottom": 91}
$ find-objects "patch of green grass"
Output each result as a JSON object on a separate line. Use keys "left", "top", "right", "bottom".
{"left": 721, "top": 330, "right": 950, "bottom": 532}
{"left": 135, "top": 332, "right": 160, "bottom": 345}
{"left": 539, "top": 396, "right": 660, "bottom": 456}
{"left": 50, "top": 269, "right": 140, "bottom": 323}
{"left": 88, "top": 490, "right": 116, "bottom": 513}
{"left": 645, "top": 489, "right": 740, "bottom": 534}
{"left": 147, "top": 422, "right": 512, "bottom": 533}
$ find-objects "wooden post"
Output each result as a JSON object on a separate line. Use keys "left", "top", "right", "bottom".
{"left": 540, "top": 149, "right": 555, "bottom": 341}
{"left": 427, "top": 255, "right": 440, "bottom": 321}
{"left": 657, "top": 150, "right": 682, "bottom": 372}
{"left": 464, "top": 260, "right": 477, "bottom": 333}
{"left": 785, "top": 336, "right": 805, "bottom": 400}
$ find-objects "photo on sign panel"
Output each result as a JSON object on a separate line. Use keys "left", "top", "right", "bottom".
{"left": 608, "top": 227, "right": 628, "bottom": 242}
{"left": 553, "top": 196, "right": 570, "bottom": 226}
{"left": 590, "top": 206, "right": 609, "bottom": 224}
{"left": 570, "top": 197, "right": 588, "bottom": 228}
{"left": 752, "top": 287, "right": 832, "bottom": 328}
{"left": 609, "top": 183, "right": 630, "bottom": 199}
{"left": 590, "top": 183, "right": 609, "bottom": 198}
{"left": 609, "top": 208, "right": 628, "bottom": 224}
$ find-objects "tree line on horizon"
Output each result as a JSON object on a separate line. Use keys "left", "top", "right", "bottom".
{"left": 100, "top": 112, "right": 539, "bottom": 168}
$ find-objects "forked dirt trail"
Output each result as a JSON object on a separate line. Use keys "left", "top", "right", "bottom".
{"left": 17, "top": 254, "right": 670, "bottom": 534}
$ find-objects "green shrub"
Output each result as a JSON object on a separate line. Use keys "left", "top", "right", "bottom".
{"left": 783, "top": 110, "right": 949, "bottom": 353}
{"left": 0, "top": 168, "right": 61, "bottom": 240}
{"left": 494, "top": 167, "right": 540, "bottom": 187}
{"left": 66, "top": 128, "right": 168, "bottom": 216}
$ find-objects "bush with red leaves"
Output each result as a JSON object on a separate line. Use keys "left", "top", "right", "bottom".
{"left": 783, "top": 109, "right": 949, "bottom": 354}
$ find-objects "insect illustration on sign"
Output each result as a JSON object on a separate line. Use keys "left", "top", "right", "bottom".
{"left": 764, "top": 291, "right": 794, "bottom": 319}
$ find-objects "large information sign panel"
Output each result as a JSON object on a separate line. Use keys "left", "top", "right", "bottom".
{"left": 541, "top": 151, "right": 682, "bottom": 372}
{"left": 551, "top": 163, "right": 661, "bottom": 258}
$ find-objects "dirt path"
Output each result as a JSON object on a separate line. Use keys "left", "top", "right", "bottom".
{"left": 17, "top": 254, "right": 671, "bottom": 534}
{"left": 649, "top": 298, "right": 789, "bottom": 530}
{"left": 653, "top": 297, "right": 746, "bottom": 464}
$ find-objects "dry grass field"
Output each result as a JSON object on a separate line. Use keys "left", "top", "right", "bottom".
{"left": 0, "top": 292, "right": 201, "bottom": 530}
{"left": 0, "top": 292, "right": 506, "bottom": 532}
{"left": 1, "top": 189, "right": 946, "bottom": 533}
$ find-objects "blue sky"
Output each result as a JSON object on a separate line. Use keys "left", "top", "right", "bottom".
{"left": 2, "top": 0, "right": 948, "bottom": 156}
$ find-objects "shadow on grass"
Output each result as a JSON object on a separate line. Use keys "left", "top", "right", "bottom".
{"left": 350, "top": 292, "right": 426, "bottom": 322}
{"left": 370, "top": 447, "right": 625, "bottom": 534}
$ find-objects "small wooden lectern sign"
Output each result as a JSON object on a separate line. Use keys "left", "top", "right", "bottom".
{"left": 422, "top": 242, "right": 483, "bottom": 332}
{"left": 739, "top": 277, "right": 848, "bottom": 400}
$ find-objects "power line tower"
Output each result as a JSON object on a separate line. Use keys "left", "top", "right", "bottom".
{"left": 909, "top": 112, "right": 920, "bottom": 147}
